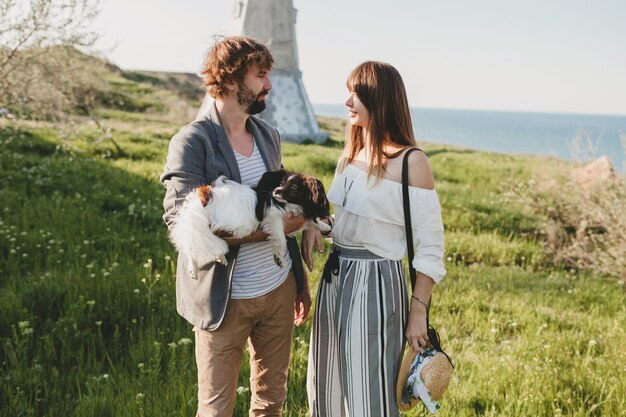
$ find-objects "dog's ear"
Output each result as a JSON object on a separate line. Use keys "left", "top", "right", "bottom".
{"left": 302, "top": 177, "right": 330, "bottom": 219}
{"left": 198, "top": 185, "right": 213, "bottom": 207}
{"left": 255, "top": 195, "right": 271, "bottom": 221}
{"left": 257, "top": 169, "right": 289, "bottom": 192}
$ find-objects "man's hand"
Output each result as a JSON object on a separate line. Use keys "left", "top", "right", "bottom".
{"left": 294, "top": 284, "right": 312, "bottom": 326}
{"left": 283, "top": 212, "right": 307, "bottom": 235}
{"left": 301, "top": 229, "right": 323, "bottom": 271}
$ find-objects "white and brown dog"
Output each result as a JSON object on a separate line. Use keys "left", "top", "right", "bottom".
{"left": 169, "top": 170, "right": 331, "bottom": 275}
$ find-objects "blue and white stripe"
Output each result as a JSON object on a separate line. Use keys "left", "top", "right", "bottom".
{"left": 231, "top": 141, "right": 291, "bottom": 299}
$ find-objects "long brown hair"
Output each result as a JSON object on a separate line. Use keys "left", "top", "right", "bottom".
{"left": 338, "top": 61, "right": 417, "bottom": 178}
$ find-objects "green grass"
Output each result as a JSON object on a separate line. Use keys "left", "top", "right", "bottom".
{"left": 0, "top": 117, "right": 624, "bottom": 417}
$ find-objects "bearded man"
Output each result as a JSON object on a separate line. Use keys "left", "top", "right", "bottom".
{"left": 160, "top": 36, "right": 312, "bottom": 417}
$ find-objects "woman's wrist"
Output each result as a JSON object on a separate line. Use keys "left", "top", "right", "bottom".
{"left": 411, "top": 295, "right": 429, "bottom": 310}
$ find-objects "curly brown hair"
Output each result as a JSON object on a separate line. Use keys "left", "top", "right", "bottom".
{"left": 201, "top": 36, "right": 274, "bottom": 99}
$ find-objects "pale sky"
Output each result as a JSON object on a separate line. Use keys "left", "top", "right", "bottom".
{"left": 93, "top": 0, "right": 626, "bottom": 115}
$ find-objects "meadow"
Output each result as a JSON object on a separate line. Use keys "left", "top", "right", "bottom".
{"left": 1, "top": 106, "right": 624, "bottom": 417}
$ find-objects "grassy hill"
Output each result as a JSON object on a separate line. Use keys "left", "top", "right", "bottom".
{"left": 0, "top": 62, "right": 624, "bottom": 416}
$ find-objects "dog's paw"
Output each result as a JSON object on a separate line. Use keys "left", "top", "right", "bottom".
{"left": 216, "top": 255, "right": 228, "bottom": 266}
{"left": 273, "top": 254, "right": 284, "bottom": 268}
{"left": 317, "top": 220, "right": 332, "bottom": 233}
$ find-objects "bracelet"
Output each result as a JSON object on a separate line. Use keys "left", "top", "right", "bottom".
{"left": 411, "top": 295, "right": 429, "bottom": 310}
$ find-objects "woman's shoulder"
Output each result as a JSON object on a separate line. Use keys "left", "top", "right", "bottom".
{"left": 405, "top": 148, "right": 435, "bottom": 190}
{"left": 383, "top": 147, "right": 435, "bottom": 190}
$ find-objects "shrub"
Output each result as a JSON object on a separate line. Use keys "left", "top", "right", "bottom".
{"left": 508, "top": 171, "right": 626, "bottom": 281}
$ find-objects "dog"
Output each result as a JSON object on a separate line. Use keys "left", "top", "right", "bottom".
{"left": 169, "top": 170, "right": 331, "bottom": 276}
{"left": 255, "top": 170, "right": 331, "bottom": 267}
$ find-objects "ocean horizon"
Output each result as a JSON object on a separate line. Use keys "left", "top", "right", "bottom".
{"left": 313, "top": 104, "right": 626, "bottom": 172}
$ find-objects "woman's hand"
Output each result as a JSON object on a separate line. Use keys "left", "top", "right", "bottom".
{"left": 301, "top": 228, "right": 323, "bottom": 271}
{"left": 406, "top": 300, "right": 429, "bottom": 351}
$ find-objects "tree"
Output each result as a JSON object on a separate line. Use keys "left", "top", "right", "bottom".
{"left": 0, "top": 0, "right": 102, "bottom": 119}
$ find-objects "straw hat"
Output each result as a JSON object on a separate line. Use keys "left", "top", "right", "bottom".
{"left": 396, "top": 347, "right": 453, "bottom": 412}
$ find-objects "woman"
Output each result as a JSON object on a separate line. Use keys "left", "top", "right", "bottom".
{"left": 306, "top": 61, "right": 446, "bottom": 417}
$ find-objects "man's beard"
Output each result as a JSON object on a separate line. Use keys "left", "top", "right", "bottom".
{"left": 237, "top": 83, "right": 268, "bottom": 115}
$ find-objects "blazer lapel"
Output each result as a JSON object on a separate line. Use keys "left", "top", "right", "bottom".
{"left": 247, "top": 119, "right": 275, "bottom": 171}
{"left": 207, "top": 104, "right": 241, "bottom": 183}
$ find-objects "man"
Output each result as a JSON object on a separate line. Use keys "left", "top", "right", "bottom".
{"left": 160, "top": 36, "right": 317, "bottom": 417}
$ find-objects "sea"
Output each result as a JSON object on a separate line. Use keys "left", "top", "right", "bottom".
{"left": 313, "top": 104, "right": 626, "bottom": 172}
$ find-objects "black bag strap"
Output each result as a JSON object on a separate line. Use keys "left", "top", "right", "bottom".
{"left": 401, "top": 148, "right": 421, "bottom": 294}
{"left": 402, "top": 148, "right": 431, "bottom": 317}
{"left": 402, "top": 148, "right": 453, "bottom": 366}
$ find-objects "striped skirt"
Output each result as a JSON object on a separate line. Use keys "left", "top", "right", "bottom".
{"left": 307, "top": 243, "right": 408, "bottom": 417}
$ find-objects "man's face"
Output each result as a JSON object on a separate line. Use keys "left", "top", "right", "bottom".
{"left": 237, "top": 64, "right": 272, "bottom": 115}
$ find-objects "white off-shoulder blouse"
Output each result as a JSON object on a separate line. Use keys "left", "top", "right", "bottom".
{"left": 327, "top": 164, "right": 446, "bottom": 283}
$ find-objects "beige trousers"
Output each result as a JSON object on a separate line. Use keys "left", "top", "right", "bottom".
{"left": 194, "top": 273, "right": 296, "bottom": 417}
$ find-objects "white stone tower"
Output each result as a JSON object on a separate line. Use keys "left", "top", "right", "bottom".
{"left": 198, "top": 0, "right": 327, "bottom": 143}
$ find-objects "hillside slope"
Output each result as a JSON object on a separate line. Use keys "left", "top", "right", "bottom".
{"left": 0, "top": 56, "right": 624, "bottom": 416}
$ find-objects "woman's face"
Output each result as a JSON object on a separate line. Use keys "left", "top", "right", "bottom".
{"left": 345, "top": 91, "right": 369, "bottom": 128}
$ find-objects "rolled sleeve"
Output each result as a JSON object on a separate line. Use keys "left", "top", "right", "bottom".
{"left": 411, "top": 229, "right": 446, "bottom": 284}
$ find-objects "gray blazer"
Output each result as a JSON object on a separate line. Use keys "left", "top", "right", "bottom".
{"left": 160, "top": 103, "right": 304, "bottom": 331}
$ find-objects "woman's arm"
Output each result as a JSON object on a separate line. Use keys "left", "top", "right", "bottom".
{"left": 406, "top": 272, "right": 435, "bottom": 351}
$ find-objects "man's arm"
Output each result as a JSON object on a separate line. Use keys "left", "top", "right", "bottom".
{"left": 218, "top": 213, "right": 307, "bottom": 246}
{"left": 160, "top": 125, "right": 208, "bottom": 233}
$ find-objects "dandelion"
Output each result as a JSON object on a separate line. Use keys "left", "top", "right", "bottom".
{"left": 134, "top": 289, "right": 140, "bottom": 294}
{"left": 164, "top": 255, "right": 171, "bottom": 261}
{"left": 95, "top": 321, "right": 102, "bottom": 327}
{"left": 137, "top": 363, "right": 144, "bottom": 369}
{"left": 446, "top": 256, "right": 452, "bottom": 262}
{"left": 178, "top": 338, "right": 192, "bottom": 346}
{"left": 237, "top": 386, "right": 250, "bottom": 395}
{"left": 490, "top": 328, "right": 497, "bottom": 334}
{"left": 511, "top": 322, "right": 518, "bottom": 328}
{"left": 588, "top": 339, "right": 598, "bottom": 347}
{"left": 102, "top": 374, "right": 109, "bottom": 380}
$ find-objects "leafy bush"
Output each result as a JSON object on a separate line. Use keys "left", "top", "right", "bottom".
{"left": 508, "top": 172, "right": 626, "bottom": 281}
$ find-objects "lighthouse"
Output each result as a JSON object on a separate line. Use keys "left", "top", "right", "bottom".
{"left": 198, "top": 0, "right": 327, "bottom": 143}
